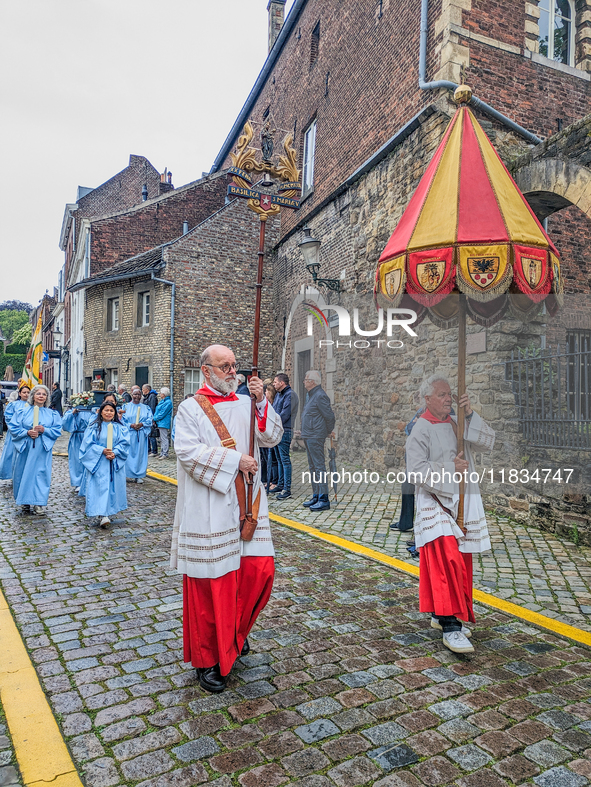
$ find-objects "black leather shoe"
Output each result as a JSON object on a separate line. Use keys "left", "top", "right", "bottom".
{"left": 241, "top": 638, "right": 250, "bottom": 656}
{"left": 309, "top": 495, "right": 330, "bottom": 511}
{"left": 196, "top": 664, "right": 226, "bottom": 693}
{"left": 302, "top": 495, "right": 318, "bottom": 507}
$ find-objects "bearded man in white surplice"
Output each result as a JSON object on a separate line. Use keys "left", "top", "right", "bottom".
{"left": 405, "top": 374, "right": 495, "bottom": 655}
{"left": 171, "top": 344, "right": 283, "bottom": 693}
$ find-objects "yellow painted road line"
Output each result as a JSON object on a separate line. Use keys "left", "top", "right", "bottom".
{"left": 147, "top": 469, "right": 178, "bottom": 485}
{"left": 0, "top": 591, "right": 83, "bottom": 787}
{"left": 144, "top": 469, "right": 591, "bottom": 648}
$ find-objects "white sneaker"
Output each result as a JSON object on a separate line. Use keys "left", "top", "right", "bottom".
{"left": 100, "top": 516, "right": 111, "bottom": 527}
{"left": 442, "top": 630, "right": 474, "bottom": 654}
{"left": 431, "top": 617, "right": 472, "bottom": 638}
{"left": 34, "top": 506, "right": 45, "bottom": 515}
{"left": 136, "top": 478, "right": 144, "bottom": 484}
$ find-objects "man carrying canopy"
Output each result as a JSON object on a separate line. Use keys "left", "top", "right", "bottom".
{"left": 171, "top": 344, "right": 283, "bottom": 693}
{"left": 405, "top": 374, "right": 495, "bottom": 654}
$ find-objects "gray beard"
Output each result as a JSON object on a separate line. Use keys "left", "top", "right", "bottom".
{"left": 209, "top": 376, "right": 238, "bottom": 395}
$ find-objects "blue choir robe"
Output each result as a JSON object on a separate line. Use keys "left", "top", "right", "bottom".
{"left": 121, "top": 403, "right": 153, "bottom": 478}
{"left": 0, "top": 401, "right": 29, "bottom": 480}
{"left": 62, "top": 409, "right": 94, "bottom": 487}
{"left": 79, "top": 421, "right": 130, "bottom": 517}
{"left": 11, "top": 406, "right": 63, "bottom": 505}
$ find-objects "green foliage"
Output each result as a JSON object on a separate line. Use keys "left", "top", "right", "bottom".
{"left": 0, "top": 310, "right": 29, "bottom": 343}
{"left": 0, "top": 354, "right": 26, "bottom": 380}
{"left": 11, "top": 321, "right": 32, "bottom": 345}
{"left": 5, "top": 344, "right": 28, "bottom": 355}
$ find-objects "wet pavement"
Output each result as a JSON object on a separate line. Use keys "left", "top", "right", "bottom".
{"left": 0, "top": 454, "right": 591, "bottom": 786}
{"left": 149, "top": 449, "right": 591, "bottom": 633}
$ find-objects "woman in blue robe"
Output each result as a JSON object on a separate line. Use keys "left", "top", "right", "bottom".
{"left": 121, "top": 387, "right": 153, "bottom": 483}
{"left": 62, "top": 407, "right": 94, "bottom": 491}
{"left": 78, "top": 393, "right": 120, "bottom": 500}
{"left": 0, "top": 384, "right": 31, "bottom": 481}
{"left": 12, "top": 385, "right": 63, "bottom": 514}
{"left": 79, "top": 400, "right": 130, "bottom": 527}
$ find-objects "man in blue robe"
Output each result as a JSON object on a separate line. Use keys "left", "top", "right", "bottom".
{"left": 62, "top": 406, "right": 94, "bottom": 491}
{"left": 12, "top": 385, "right": 62, "bottom": 514}
{"left": 122, "top": 386, "right": 153, "bottom": 483}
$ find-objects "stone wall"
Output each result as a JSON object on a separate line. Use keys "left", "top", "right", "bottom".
{"left": 163, "top": 198, "right": 280, "bottom": 410}
{"left": 270, "top": 106, "right": 591, "bottom": 545}
{"left": 83, "top": 277, "right": 171, "bottom": 393}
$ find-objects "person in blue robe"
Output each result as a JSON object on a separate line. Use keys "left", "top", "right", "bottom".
{"left": 0, "top": 384, "right": 31, "bottom": 481}
{"left": 79, "top": 400, "right": 130, "bottom": 527}
{"left": 121, "top": 386, "right": 153, "bottom": 483}
{"left": 11, "top": 385, "right": 62, "bottom": 514}
{"left": 78, "top": 393, "right": 121, "bottom": 500}
{"left": 62, "top": 407, "right": 94, "bottom": 491}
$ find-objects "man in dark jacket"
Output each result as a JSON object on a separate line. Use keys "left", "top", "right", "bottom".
{"left": 142, "top": 384, "right": 159, "bottom": 455}
{"left": 270, "top": 373, "right": 299, "bottom": 500}
{"left": 50, "top": 383, "right": 63, "bottom": 416}
{"left": 300, "top": 370, "right": 335, "bottom": 511}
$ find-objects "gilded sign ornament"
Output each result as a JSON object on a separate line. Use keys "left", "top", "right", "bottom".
{"left": 229, "top": 121, "right": 301, "bottom": 219}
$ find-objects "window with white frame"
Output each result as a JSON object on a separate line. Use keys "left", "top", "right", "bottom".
{"left": 184, "top": 368, "right": 202, "bottom": 398}
{"left": 107, "top": 368, "right": 119, "bottom": 388}
{"left": 138, "top": 291, "right": 150, "bottom": 327}
{"left": 107, "top": 297, "right": 119, "bottom": 331}
{"left": 302, "top": 120, "right": 317, "bottom": 197}
{"left": 538, "top": 0, "right": 574, "bottom": 66}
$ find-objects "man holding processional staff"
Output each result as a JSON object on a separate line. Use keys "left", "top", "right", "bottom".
{"left": 171, "top": 344, "right": 283, "bottom": 694}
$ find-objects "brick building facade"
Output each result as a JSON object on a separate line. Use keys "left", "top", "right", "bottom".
{"left": 60, "top": 161, "right": 228, "bottom": 396}
{"left": 208, "top": 0, "right": 591, "bottom": 539}
{"left": 74, "top": 199, "right": 278, "bottom": 401}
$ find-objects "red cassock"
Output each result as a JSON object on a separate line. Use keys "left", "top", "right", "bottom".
{"left": 182, "top": 386, "right": 275, "bottom": 677}
{"left": 183, "top": 556, "right": 274, "bottom": 676}
{"left": 419, "top": 535, "right": 474, "bottom": 623}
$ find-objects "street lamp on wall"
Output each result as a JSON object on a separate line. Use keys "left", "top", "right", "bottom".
{"left": 298, "top": 227, "right": 341, "bottom": 293}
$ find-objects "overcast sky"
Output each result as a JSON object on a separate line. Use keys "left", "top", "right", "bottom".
{"left": 0, "top": 0, "right": 295, "bottom": 307}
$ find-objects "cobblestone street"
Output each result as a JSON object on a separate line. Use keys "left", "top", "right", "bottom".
{"left": 0, "top": 456, "right": 590, "bottom": 786}
{"left": 149, "top": 450, "right": 591, "bottom": 633}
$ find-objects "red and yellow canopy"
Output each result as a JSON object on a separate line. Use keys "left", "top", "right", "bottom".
{"left": 376, "top": 95, "right": 562, "bottom": 322}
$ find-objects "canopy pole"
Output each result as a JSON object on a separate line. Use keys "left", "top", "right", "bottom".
{"left": 456, "top": 293, "right": 467, "bottom": 533}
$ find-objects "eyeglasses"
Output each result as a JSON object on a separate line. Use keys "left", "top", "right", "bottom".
{"left": 206, "top": 362, "right": 238, "bottom": 374}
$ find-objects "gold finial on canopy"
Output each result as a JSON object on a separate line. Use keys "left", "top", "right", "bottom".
{"left": 454, "top": 84, "right": 473, "bottom": 104}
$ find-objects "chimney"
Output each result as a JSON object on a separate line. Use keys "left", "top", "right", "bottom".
{"left": 267, "top": 0, "right": 286, "bottom": 53}
{"left": 159, "top": 167, "right": 174, "bottom": 194}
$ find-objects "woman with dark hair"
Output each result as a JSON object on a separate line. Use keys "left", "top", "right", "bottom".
{"left": 79, "top": 400, "right": 130, "bottom": 527}
{"left": 0, "top": 382, "right": 31, "bottom": 482}
{"left": 11, "top": 384, "right": 62, "bottom": 514}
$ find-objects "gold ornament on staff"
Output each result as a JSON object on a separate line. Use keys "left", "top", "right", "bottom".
{"left": 229, "top": 121, "right": 300, "bottom": 220}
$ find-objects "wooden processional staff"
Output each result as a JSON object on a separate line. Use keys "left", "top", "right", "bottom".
{"left": 227, "top": 121, "right": 302, "bottom": 519}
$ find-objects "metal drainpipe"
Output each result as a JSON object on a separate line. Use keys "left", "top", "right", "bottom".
{"left": 151, "top": 273, "right": 176, "bottom": 401}
{"left": 419, "top": 0, "right": 543, "bottom": 145}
